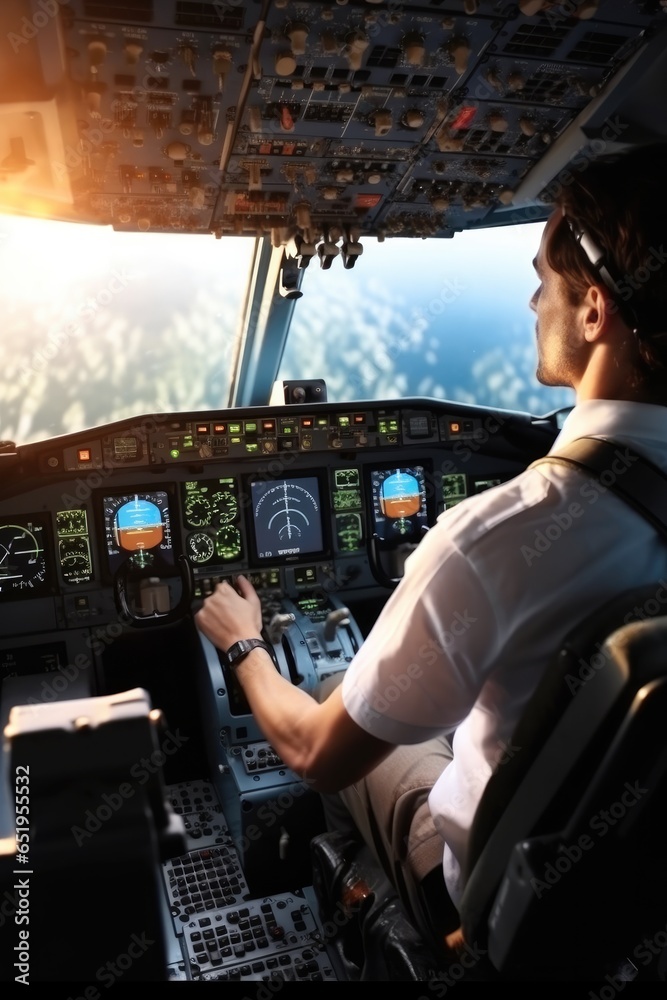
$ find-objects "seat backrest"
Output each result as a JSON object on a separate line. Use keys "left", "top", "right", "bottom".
{"left": 459, "top": 583, "right": 667, "bottom": 979}
{"left": 0, "top": 689, "right": 187, "bottom": 982}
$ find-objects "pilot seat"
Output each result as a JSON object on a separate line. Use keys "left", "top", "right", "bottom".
{"left": 310, "top": 583, "right": 667, "bottom": 982}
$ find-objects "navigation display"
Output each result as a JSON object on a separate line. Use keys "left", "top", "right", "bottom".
{"left": 102, "top": 491, "right": 174, "bottom": 576}
{"left": 370, "top": 466, "right": 430, "bottom": 543}
{"left": 250, "top": 476, "right": 325, "bottom": 562}
{"left": 0, "top": 517, "right": 52, "bottom": 599}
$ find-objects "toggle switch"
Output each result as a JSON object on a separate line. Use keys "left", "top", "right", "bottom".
{"left": 286, "top": 21, "right": 309, "bottom": 55}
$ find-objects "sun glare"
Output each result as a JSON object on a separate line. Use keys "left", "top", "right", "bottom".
{"left": 0, "top": 211, "right": 255, "bottom": 304}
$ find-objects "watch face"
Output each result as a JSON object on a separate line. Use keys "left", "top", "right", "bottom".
{"left": 227, "top": 641, "right": 242, "bottom": 663}
{"left": 227, "top": 638, "right": 268, "bottom": 665}
{"left": 228, "top": 639, "right": 252, "bottom": 662}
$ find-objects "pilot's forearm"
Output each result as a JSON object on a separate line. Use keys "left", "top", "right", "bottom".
{"left": 233, "top": 649, "right": 393, "bottom": 792}
{"left": 231, "top": 644, "right": 329, "bottom": 785}
{"left": 196, "top": 577, "right": 392, "bottom": 791}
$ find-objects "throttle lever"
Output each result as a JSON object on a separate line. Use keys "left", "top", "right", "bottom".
{"left": 323, "top": 607, "right": 350, "bottom": 643}
{"left": 266, "top": 612, "right": 295, "bottom": 645}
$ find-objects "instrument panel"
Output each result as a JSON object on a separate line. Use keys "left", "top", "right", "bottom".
{"left": 0, "top": 398, "right": 559, "bottom": 677}
{"left": 0, "top": 395, "right": 561, "bottom": 969}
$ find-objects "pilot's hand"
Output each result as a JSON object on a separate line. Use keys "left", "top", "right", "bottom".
{"left": 195, "top": 575, "right": 264, "bottom": 652}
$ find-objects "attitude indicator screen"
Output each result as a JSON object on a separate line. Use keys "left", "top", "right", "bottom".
{"left": 103, "top": 491, "right": 174, "bottom": 575}
{"left": 250, "top": 476, "right": 324, "bottom": 561}
{"left": 370, "top": 466, "right": 429, "bottom": 542}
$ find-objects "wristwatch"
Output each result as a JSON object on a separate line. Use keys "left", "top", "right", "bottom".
{"left": 225, "top": 638, "right": 273, "bottom": 668}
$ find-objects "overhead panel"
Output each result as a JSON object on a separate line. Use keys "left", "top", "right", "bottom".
{"left": 0, "top": 0, "right": 664, "bottom": 243}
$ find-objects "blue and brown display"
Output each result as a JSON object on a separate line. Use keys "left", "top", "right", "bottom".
{"left": 370, "top": 467, "right": 430, "bottom": 543}
{"left": 103, "top": 491, "right": 174, "bottom": 576}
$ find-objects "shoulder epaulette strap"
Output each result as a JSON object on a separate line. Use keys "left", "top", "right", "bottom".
{"left": 529, "top": 436, "right": 667, "bottom": 541}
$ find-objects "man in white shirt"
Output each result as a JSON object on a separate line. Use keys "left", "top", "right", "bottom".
{"left": 195, "top": 142, "right": 667, "bottom": 952}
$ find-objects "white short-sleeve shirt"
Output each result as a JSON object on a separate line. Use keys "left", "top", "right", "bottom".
{"left": 342, "top": 398, "right": 667, "bottom": 905}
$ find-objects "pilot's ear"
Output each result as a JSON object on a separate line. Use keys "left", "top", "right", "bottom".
{"left": 582, "top": 284, "right": 614, "bottom": 343}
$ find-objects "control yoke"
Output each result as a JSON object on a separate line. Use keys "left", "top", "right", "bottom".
{"left": 114, "top": 553, "right": 194, "bottom": 628}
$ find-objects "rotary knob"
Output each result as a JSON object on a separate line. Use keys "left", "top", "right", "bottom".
{"left": 88, "top": 39, "right": 107, "bottom": 68}
{"left": 166, "top": 141, "right": 190, "bottom": 163}
{"left": 275, "top": 50, "right": 297, "bottom": 76}
{"left": 286, "top": 21, "right": 309, "bottom": 55}
{"left": 344, "top": 31, "right": 369, "bottom": 71}
{"left": 124, "top": 41, "right": 143, "bottom": 65}
{"left": 403, "top": 32, "right": 425, "bottom": 66}
{"left": 449, "top": 37, "right": 471, "bottom": 76}
{"left": 402, "top": 109, "right": 425, "bottom": 129}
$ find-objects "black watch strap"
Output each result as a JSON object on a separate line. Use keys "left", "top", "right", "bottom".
{"left": 225, "top": 638, "right": 273, "bottom": 668}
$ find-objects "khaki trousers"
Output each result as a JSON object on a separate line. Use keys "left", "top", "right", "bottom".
{"left": 317, "top": 674, "right": 458, "bottom": 945}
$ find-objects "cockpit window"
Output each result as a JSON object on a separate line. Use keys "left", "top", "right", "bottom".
{"left": 0, "top": 212, "right": 256, "bottom": 446}
{"left": 1, "top": 213, "right": 575, "bottom": 449}
{"left": 280, "top": 224, "right": 575, "bottom": 415}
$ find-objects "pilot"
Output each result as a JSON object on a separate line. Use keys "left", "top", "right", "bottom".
{"left": 195, "top": 141, "right": 667, "bottom": 955}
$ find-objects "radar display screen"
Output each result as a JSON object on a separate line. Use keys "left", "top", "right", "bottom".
{"left": 250, "top": 476, "right": 325, "bottom": 562}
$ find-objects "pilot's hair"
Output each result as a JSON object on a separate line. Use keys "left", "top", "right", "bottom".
{"left": 545, "top": 142, "right": 667, "bottom": 388}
